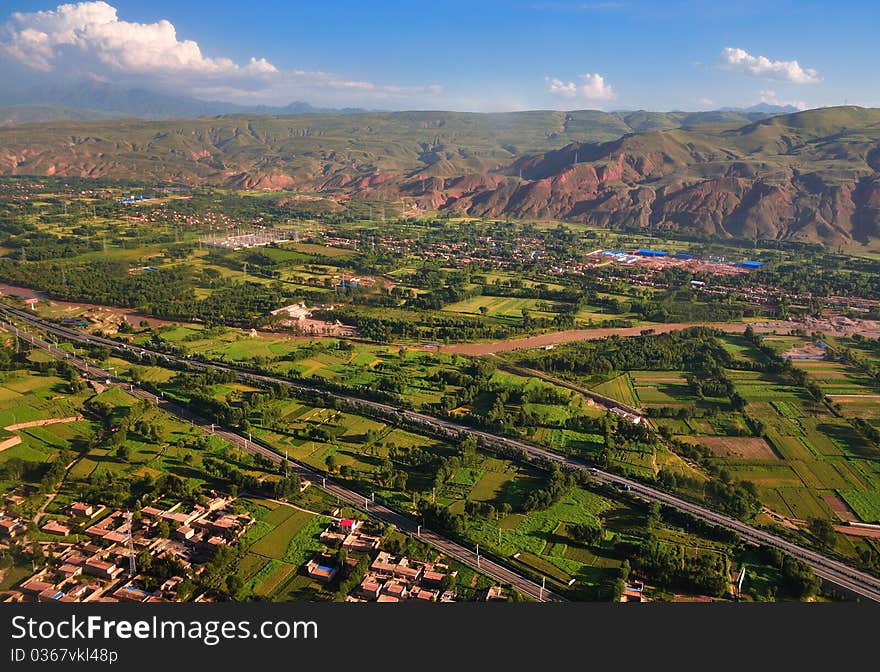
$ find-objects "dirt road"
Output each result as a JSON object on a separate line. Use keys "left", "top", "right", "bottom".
{"left": 439, "top": 322, "right": 752, "bottom": 355}
{"left": 439, "top": 317, "right": 880, "bottom": 355}
{"left": 0, "top": 283, "right": 173, "bottom": 328}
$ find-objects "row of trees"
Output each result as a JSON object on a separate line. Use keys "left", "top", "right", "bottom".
{"left": 516, "top": 327, "right": 733, "bottom": 379}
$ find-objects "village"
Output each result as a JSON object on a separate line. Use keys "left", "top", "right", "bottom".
{"left": 0, "top": 494, "right": 508, "bottom": 604}
{"left": 0, "top": 495, "right": 253, "bottom": 603}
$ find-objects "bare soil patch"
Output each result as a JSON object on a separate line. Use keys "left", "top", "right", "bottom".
{"left": 835, "top": 524, "right": 880, "bottom": 538}
{"left": 783, "top": 343, "right": 827, "bottom": 360}
{"left": 679, "top": 435, "right": 779, "bottom": 460}
{"left": 4, "top": 416, "right": 82, "bottom": 432}
{"left": 440, "top": 322, "right": 751, "bottom": 355}
{"left": 823, "top": 494, "right": 858, "bottom": 522}
{"left": 0, "top": 435, "right": 22, "bottom": 453}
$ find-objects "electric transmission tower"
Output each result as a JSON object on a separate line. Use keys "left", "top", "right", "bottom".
{"left": 125, "top": 511, "right": 137, "bottom": 578}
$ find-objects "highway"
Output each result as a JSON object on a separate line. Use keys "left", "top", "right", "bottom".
{"left": 3, "top": 302, "right": 880, "bottom": 602}
{"left": 0, "top": 316, "right": 562, "bottom": 602}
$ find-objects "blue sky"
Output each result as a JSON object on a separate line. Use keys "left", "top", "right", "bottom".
{"left": 2, "top": 1, "right": 878, "bottom": 111}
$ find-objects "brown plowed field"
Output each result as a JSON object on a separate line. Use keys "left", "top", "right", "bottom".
{"left": 678, "top": 435, "right": 779, "bottom": 460}
{"left": 823, "top": 494, "right": 858, "bottom": 522}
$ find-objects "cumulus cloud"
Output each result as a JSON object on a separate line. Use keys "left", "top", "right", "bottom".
{"left": 758, "top": 90, "right": 807, "bottom": 111}
{"left": 546, "top": 73, "right": 616, "bottom": 101}
{"left": 0, "top": 2, "right": 442, "bottom": 106}
{"left": 720, "top": 47, "right": 820, "bottom": 84}
{"left": 0, "top": 2, "right": 276, "bottom": 81}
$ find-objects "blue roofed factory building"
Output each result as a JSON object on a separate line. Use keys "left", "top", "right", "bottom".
{"left": 635, "top": 248, "right": 668, "bottom": 257}
{"left": 741, "top": 260, "right": 764, "bottom": 269}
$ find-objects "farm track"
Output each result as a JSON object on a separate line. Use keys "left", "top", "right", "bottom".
{"left": 439, "top": 318, "right": 880, "bottom": 355}
{"left": 439, "top": 322, "right": 755, "bottom": 355}
{"left": 3, "top": 303, "right": 880, "bottom": 603}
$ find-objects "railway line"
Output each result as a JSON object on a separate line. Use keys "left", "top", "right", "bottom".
{"left": 3, "top": 302, "right": 880, "bottom": 602}
{"left": 0, "top": 314, "right": 563, "bottom": 602}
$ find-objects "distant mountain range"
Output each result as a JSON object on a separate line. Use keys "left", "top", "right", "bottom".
{"left": 720, "top": 103, "right": 803, "bottom": 114}
{"left": 0, "top": 81, "right": 368, "bottom": 124}
{"left": 1, "top": 100, "right": 877, "bottom": 245}
{"left": 0, "top": 81, "right": 802, "bottom": 126}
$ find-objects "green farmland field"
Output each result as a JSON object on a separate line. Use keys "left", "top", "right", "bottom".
{"left": 248, "top": 509, "right": 319, "bottom": 559}
{"left": 838, "top": 490, "right": 880, "bottom": 523}
{"left": 591, "top": 374, "right": 638, "bottom": 407}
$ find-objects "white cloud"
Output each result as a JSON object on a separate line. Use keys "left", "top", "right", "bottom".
{"left": 1, "top": 2, "right": 276, "bottom": 81}
{"left": 720, "top": 47, "right": 820, "bottom": 84}
{"left": 546, "top": 73, "right": 616, "bottom": 101}
{"left": 0, "top": 2, "right": 442, "bottom": 106}
{"left": 758, "top": 90, "right": 807, "bottom": 111}
{"left": 547, "top": 77, "right": 578, "bottom": 97}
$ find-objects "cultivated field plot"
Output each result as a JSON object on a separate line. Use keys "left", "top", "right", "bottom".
{"left": 733, "top": 380, "right": 809, "bottom": 403}
{"left": 760, "top": 336, "right": 807, "bottom": 355}
{"left": 629, "top": 371, "right": 689, "bottom": 385}
{"left": 590, "top": 374, "right": 639, "bottom": 407}
{"left": 443, "top": 295, "right": 561, "bottom": 320}
{"left": 465, "top": 487, "right": 617, "bottom": 588}
{"left": 760, "top": 486, "right": 833, "bottom": 521}
{"left": 726, "top": 463, "right": 805, "bottom": 487}
{"left": 823, "top": 493, "right": 858, "bottom": 522}
{"left": 254, "top": 562, "right": 298, "bottom": 598}
{"left": 629, "top": 370, "right": 699, "bottom": 407}
{"left": 0, "top": 371, "right": 97, "bottom": 475}
{"left": 249, "top": 509, "right": 316, "bottom": 559}
{"left": 799, "top": 418, "right": 846, "bottom": 456}
{"left": 530, "top": 427, "right": 605, "bottom": 460}
{"left": 680, "top": 435, "right": 778, "bottom": 460}
{"left": 443, "top": 457, "right": 544, "bottom": 513}
{"left": 719, "top": 335, "right": 766, "bottom": 359}
{"left": 236, "top": 498, "right": 335, "bottom": 601}
{"left": 770, "top": 400, "right": 804, "bottom": 419}
{"left": 765, "top": 433, "right": 815, "bottom": 462}
{"left": 286, "top": 242, "right": 355, "bottom": 259}
{"left": 838, "top": 490, "right": 880, "bottom": 523}
{"left": 827, "top": 395, "right": 880, "bottom": 420}
{"left": 634, "top": 382, "right": 697, "bottom": 406}
{"left": 792, "top": 359, "right": 852, "bottom": 380}
{"left": 0, "top": 373, "right": 81, "bottom": 428}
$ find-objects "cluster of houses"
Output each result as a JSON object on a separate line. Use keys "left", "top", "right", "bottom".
{"left": 411, "top": 235, "right": 547, "bottom": 270}
{"left": 4, "top": 501, "right": 512, "bottom": 605}
{"left": 139, "top": 497, "right": 253, "bottom": 560}
{"left": 1, "top": 496, "right": 253, "bottom": 604}
{"left": 12, "top": 543, "right": 165, "bottom": 604}
{"left": 321, "top": 231, "right": 548, "bottom": 271}
{"left": 621, "top": 580, "right": 649, "bottom": 603}
{"left": 318, "top": 518, "right": 381, "bottom": 553}
{"left": 309, "top": 519, "right": 457, "bottom": 602}
{"left": 350, "top": 550, "right": 454, "bottom": 603}
{"left": 0, "top": 509, "right": 27, "bottom": 538}
{"left": 610, "top": 407, "right": 644, "bottom": 425}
